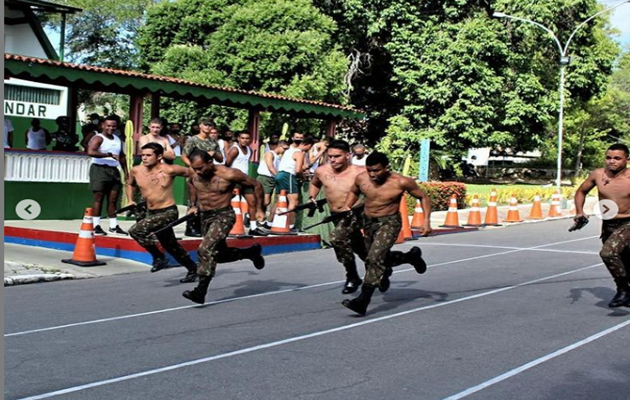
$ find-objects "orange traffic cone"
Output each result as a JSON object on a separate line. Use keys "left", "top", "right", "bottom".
{"left": 400, "top": 196, "right": 413, "bottom": 240}
{"left": 464, "top": 195, "right": 482, "bottom": 226}
{"left": 229, "top": 189, "right": 248, "bottom": 237}
{"left": 62, "top": 208, "right": 106, "bottom": 266}
{"left": 504, "top": 195, "right": 523, "bottom": 223}
{"left": 440, "top": 195, "right": 461, "bottom": 228}
{"left": 410, "top": 199, "right": 425, "bottom": 229}
{"left": 528, "top": 194, "right": 544, "bottom": 220}
{"left": 483, "top": 189, "right": 501, "bottom": 226}
{"left": 548, "top": 192, "right": 563, "bottom": 218}
{"left": 270, "top": 190, "right": 296, "bottom": 235}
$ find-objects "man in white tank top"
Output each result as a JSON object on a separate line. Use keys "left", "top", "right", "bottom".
{"left": 226, "top": 130, "right": 268, "bottom": 235}
{"left": 25, "top": 118, "right": 51, "bottom": 150}
{"left": 275, "top": 133, "right": 316, "bottom": 230}
{"left": 87, "top": 116, "right": 129, "bottom": 236}
{"left": 257, "top": 140, "right": 289, "bottom": 222}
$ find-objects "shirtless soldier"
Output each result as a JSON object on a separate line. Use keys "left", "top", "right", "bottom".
{"left": 308, "top": 140, "right": 427, "bottom": 294}
{"left": 182, "top": 150, "right": 267, "bottom": 304}
{"left": 126, "top": 143, "right": 199, "bottom": 283}
{"left": 341, "top": 151, "right": 432, "bottom": 316}
{"left": 574, "top": 143, "right": 630, "bottom": 308}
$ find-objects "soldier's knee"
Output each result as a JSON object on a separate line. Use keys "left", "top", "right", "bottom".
{"left": 600, "top": 247, "right": 618, "bottom": 262}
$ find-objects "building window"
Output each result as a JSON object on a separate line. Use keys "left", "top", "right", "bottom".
{"left": 4, "top": 84, "right": 61, "bottom": 105}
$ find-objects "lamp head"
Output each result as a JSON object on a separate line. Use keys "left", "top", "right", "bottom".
{"left": 493, "top": 12, "right": 507, "bottom": 18}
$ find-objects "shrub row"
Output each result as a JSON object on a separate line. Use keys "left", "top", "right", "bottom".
{"left": 404, "top": 182, "right": 467, "bottom": 213}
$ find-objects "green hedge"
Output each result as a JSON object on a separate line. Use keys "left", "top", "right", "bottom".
{"left": 405, "top": 182, "right": 467, "bottom": 213}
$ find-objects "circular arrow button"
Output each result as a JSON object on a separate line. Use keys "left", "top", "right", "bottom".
{"left": 16, "top": 199, "right": 41, "bottom": 220}
{"left": 593, "top": 199, "right": 619, "bottom": 220}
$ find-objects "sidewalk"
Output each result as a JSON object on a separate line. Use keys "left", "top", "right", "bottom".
{"left": 4, "top": 198, "right": 598, "bottom": 286}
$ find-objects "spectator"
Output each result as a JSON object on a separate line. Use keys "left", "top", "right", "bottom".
{"left": 181, "top": 117, "right": 223, "bottom": 166}
{"left": 81, "top": 113, "right": 101, "bottom": 151}
{"left": 87, "top": 115, "right": 129, "bottom": 236}
{"left": 25, "top": 118, "right": 51, "bottom": 150}
{"left": 264, "top": 133, "right": 280, "bottom": 153}
{"left": 226, "top": 130, "right": 269, "bottom": 235}
{"left": 213, "top": 127, "right": 227, "bottom": 165}
{"left": 167, "top": 123, "right": 184, "bottom": 158}
{"left": 351, "top": 143, "right": 368, "bottom": 167}
{"left": 51, "top": 116, "right": 79, "bottom": 152}
{"left": 275, "top": 133, "right": 315, "bottom": 231}
{"left": 138, "top": 118, "right": 176, "bottom": 161}
{"left": 308, "top": 136, "right": 330, "bottom": 174}
{"left": 4, "top": 118, "right": 14, "bottom": 148}
{"left": 257, "top": 140, "right": 289, "bottom": 220}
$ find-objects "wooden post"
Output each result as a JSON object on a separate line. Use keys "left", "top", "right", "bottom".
{"left": 130, "top": 94, "right": 145, "bottom": 155}
{"left": 66, "top": 87, "right": 78, "bottom": 138}
{"left": 325, "top": 119, "right": 338, "bottom": 138}
{"left": 150, "top": 93, "right": 160, "bottom": 120}
{"left": 248, "top": 109, "right": 261, "bottom": 162}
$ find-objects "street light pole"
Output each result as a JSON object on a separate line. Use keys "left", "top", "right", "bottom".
{"left": 493, "top": 1, "right": 629, "bottom": 194}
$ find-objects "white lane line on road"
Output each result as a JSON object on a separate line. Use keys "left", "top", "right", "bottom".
{"left": 442, "top": 318, "right": 630, "bottom": 400}
{"left": 14, "top": 262, "right": 603, "bottom": 400}
{"left": 421, "top": 242, "right": 598, "bottom": 255}
{"left": 5, "top": 235, "right": 599, "bottom": 338}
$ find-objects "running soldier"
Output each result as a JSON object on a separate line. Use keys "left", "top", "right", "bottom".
{"left": 340, "top": 151, "right": 432, "bottom": 316}
{"left": 574, "top": 143, "right": 630, "bottom": 308}
{"left": 182, "top": 150, "right": 267, "bottom": 304}
{"left": 309, "top": 140, "right": 428, "bottom": 294}
{"left": 126, "top": 143, "right": 199, "bottom": 283}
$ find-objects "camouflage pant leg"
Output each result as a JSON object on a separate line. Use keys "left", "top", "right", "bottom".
{"left": 129, "top": 207, "right": 196, "bottom": 269}
{"left": 329, "top": 213, "right": 367, "bottom": 265}
{"left": 363, "top": 214, "right": 402, "bottom": 287}
{"left": 197, "top": 209, "right": 246, "bottom": 277}
{"left": 600, "top": 221, "right": 630, "bottom": 282}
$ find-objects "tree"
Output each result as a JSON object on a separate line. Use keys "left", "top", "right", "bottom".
{"left": 138, "top": 0, "right": 349, "bottom": 135}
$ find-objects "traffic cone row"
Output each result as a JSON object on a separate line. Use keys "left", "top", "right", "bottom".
{"left": 62, "top": 208, "right": 106, "bottom": 266}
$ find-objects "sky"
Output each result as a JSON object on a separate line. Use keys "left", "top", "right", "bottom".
{"left": 599, "top": 0, "right": 630, "bottom": 47}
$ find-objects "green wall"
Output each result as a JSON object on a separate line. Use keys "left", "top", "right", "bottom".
{"left": 5, "top": 181, "right": 95, "bottom": 220}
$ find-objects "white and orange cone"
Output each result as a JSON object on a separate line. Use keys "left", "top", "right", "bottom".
{"left": 440, "top": 195, "right": 461, "bottom": 228}
{"left": 464, "top": 195, "right": 482, "bottom": 226}
{"left": 503, "top": 195, "right": 523, "bottom": 223}
{"left": 270, "top": 190, "right": 296, "bottom": 235}
{"left": 483, "top": 189, "right": 501, "bottom": 226}
{"left": 62, "top": 208, "right": 106, "bottom": 266}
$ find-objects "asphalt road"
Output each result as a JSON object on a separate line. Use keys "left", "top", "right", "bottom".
{"left": 4, "top": 219, "right": 630, "bottom": 400}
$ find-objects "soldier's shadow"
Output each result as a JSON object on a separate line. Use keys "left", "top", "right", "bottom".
{"left": 568, "top": 286, "right": 630, "bottom": 316}
{"left": 368, "top": 281, "right": 449, "bottom": 314}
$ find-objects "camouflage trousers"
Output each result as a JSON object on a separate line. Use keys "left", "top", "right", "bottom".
{"left": 329, "top": 211, "right": 408, "bottom": 280}
{"left": 197, "top": 207, "right": 248, "bottom": 277}
{"left": 128, "top": 205, "right": 196, "bottom": 270}
{"left": 362, "top": 213, "right": 403, "bottom": 287}
{"left": 600, "top": 217, "right": 630, "bottom": 284}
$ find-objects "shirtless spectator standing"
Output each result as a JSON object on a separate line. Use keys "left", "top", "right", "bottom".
{"left": 126, "top": 143, "right": 199, "bottom": 283}
{"left": 574, "top": 143, "right": 630, "bottom": 308}
{"left": 309, "top": 140, "right": 427, "bottom": 295}
{"left": 87, "top": 115, "right": 129, "bottom": 236}
{"left": 276, "top": 133, "right": 315, "bottom": 231}
{"left": 341, "top": 151, "right": 432, "bottom": 316}
{"left": 137, "top": 118, "right": 176, "bottom": 161}
{"left": 182, "top": 150, "right": 267, "bottom": 304}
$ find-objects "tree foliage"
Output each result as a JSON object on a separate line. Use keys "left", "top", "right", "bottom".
{"left": 138, "top": 0, "right": 348, "bottom": 135}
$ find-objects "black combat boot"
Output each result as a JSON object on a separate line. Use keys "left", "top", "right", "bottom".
{"left": 342, "top": 284, "right": 376, "bottom": 316}
{"left": 379, "top": 268, "right": 393, "bottom": 293}
{"left": 342, "top": 261, "right": 362, "bottom": 294}
{"left": 151, "top": 256, "right": 170, "bottom": 273}
{"left": 179, "top": 262, "right": 199, "bottom": 283}
{"left": 406, "top": 246, "right": 427, "bottom": 274}
{"left": 182, "top": 275, "right": 212, "bottom": 304}
{"left": 244, "top": 244, "right": 265, "bottom": 270}
{"left": 608, "top": 279, "right": 630, "bottom": 308}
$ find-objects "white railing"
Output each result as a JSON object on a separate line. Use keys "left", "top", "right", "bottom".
{"left": 4, "top": 151, "right": 91, "bottom": 183}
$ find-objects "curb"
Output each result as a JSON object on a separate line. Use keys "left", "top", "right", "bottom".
{"left": 5, "top": 273, "right": 76, "bottom": 286}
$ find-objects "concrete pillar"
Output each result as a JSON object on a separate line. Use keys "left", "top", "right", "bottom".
{"left": 66, "top": 87, "right": 78, "bottom": 137}
{"left": 248, "top": 109, "right": 261, "bottom": 162}
{"left": 130, "top": 94, "right": 145, "bottom": 154}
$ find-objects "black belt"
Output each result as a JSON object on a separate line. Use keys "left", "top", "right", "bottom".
{"left": 364, "top": 213, "right": 400, "bottom": 223}
{"left": 199, "top": 206, "right": 233, "bottom": 216}
{"left": 93, "top": 163, "right": 118, "bottom": 168}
